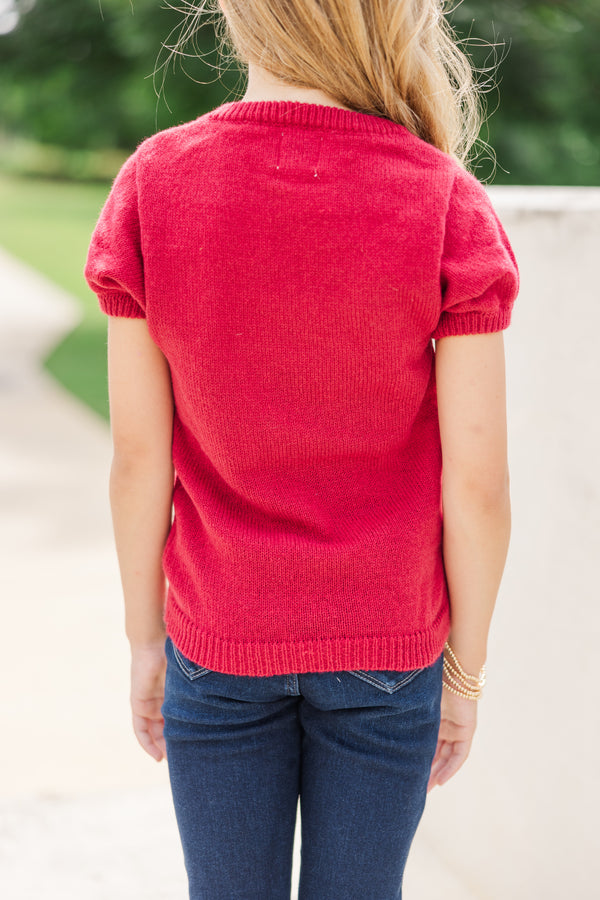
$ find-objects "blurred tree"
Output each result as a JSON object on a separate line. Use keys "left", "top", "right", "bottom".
{"left": 0, "top": 0, "right": 242, "bottom": 149}
{"left": 447, "top": 0, "right": 600, "bottom": 183}
{"left": 0, "top": 0, "right": 598, "bottom": 184}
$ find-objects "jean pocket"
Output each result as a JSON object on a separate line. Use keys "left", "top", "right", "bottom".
{"left": 348, "top": 667, "right": 424, "bottom": 693}
{"left": 170, "top": 638, "right": 213, "bottom": 680}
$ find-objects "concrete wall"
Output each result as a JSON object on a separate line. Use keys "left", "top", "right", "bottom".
{"left": 406, "top": 187, "right": 600, "bottom": 900}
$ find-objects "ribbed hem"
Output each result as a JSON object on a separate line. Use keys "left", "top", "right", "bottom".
{"left": 164, "top": 595, "right": 450, "bottom": 676}
{"left": 98, "top": 290, "right": 146, "bottom": 318}
{"left": 432, "top": 305, "right": 513, "bottom": 340}
{"left": 208, "top": 99, "right": 403, "bottom": 137}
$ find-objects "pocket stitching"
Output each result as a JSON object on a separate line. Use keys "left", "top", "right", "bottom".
{"left": 348, "top": 668, "right": 422, "bottom": 693}
{"left": 172, "top": 642, "right": 212, "bottom": 680}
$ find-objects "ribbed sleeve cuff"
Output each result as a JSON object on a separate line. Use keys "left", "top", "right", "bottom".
{"left": 98, "top": 291, "right": 146, "bottom": 318}
{"left": 432, "top": 305, "right": 513, "bottom": 340}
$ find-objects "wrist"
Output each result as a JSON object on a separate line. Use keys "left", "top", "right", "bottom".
{"left": 127, "top": 628, "right": 167, "bottom": 653}
{"left": 446, "top": 631, "right": 487, "bottom": 675}
{"left": 442, "top": 640, "right": 486, "bottom": 701}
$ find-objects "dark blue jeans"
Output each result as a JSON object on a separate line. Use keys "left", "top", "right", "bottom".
{"left": 162, "top": 634, "right": 443, "bottom": 900}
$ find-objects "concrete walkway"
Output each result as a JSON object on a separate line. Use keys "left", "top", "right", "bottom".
{"left": 1, "top": 187, "right": 599, "bottom": 899}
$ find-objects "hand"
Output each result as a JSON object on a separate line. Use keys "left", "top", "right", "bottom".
{"left": 427, "top": 688, "right": 478, "bottom": 792}
{"left": 130, "top": 641, "right": 168, "bottom": 762}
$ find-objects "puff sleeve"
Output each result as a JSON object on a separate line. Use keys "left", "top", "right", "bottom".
{"left": 84, "top": 150, "right": 146, "bottom": 318}
{"left": 432, "top": 166, "right": 519, "bottom": 340}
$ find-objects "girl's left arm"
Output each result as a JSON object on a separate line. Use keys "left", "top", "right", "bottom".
{"left": 106, "top": 316, "right": 174, "bottom": 762}
{"left": 107, "top": 316, "right": 174, "bottom": 651}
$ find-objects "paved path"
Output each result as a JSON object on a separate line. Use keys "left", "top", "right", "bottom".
{"left": 1, "top": 187, "right": 600, "bottom": 899}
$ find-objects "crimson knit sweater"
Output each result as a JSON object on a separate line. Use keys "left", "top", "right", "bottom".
{"left": 85, "top": 99, "right": 519, "bottom": 676}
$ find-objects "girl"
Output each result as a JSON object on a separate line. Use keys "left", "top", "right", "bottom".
{"left": 85, "top": 1, "right": 518, "bottom": 897}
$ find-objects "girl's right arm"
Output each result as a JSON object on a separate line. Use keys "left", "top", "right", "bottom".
{"left": 428, "top": 330, "right": 512, "bottom": 789}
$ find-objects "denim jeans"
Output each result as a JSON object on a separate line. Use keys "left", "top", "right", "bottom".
{"left": 161, "top": 634, "right": 443, "bottom": 900}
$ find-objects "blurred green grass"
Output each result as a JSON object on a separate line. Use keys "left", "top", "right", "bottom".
{"left": 0, "top": 173, "right": 112, "bottom": 421}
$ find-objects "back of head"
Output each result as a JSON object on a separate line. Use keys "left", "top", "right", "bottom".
{"left": 182, "top": 1, "right": 486, "bottom": 167}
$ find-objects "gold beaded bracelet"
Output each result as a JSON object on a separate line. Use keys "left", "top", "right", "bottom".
{"left": 442, "top": 641, "right": 486, "bottom": 701}
{"left": 444, "top": 641, "right": 487, "bottom": 687}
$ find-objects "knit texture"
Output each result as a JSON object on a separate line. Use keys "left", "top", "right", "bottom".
{"left": 85, "top": 99, "right": 519, "bottom": 676}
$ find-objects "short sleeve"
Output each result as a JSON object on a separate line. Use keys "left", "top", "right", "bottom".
{"left": 84, "top": 151, "right": 146, "bottom": 318}
{"left": 432, "top": 166, "right": 519, "bottom": 340}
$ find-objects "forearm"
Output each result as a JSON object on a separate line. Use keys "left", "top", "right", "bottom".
{"left": 109, "top": 455, "right": 174, "bottom": 648}
{"left": 441, "top": 475, "right": 511, "bottom": 674}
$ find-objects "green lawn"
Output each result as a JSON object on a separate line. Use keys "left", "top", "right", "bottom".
{"left": 0, "top": 174, "right": 113, "bottom": 420}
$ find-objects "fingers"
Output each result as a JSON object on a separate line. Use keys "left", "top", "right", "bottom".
{"left": 427, "top": 739, "right": 453, "bottom": 792}
{"left": 129, "top": 646, "right": 167, "bottom": 762}
{"left": 148, "top": 718, "right": 167, "bottom": 759}
{"left": 428, "top": 692, "right": 478, "bottom": 791}
{"left": 427, "top": 739, "right": 472, "bottom": 791}
{"left": 436, "top": 741, "right": 470, "bottom": 785}
{"left": 132, "top": 712, "right": 167, "bottom": 762}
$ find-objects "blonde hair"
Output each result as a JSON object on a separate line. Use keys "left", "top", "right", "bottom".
{"left": 163, "top": 1, "right": 493, "bottom": 168}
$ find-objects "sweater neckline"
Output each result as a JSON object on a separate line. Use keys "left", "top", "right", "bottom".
{"left": 207, "top": 99, "right": 402, "bottom": 136}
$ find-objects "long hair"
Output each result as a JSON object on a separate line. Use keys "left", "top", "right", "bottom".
{"left": 165, "top": 1, "right": 491, "bottom": 168}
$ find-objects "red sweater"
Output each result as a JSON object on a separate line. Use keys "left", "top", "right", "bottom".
{"left": 85, "top": 99, "right": 519, "bottom": 676}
